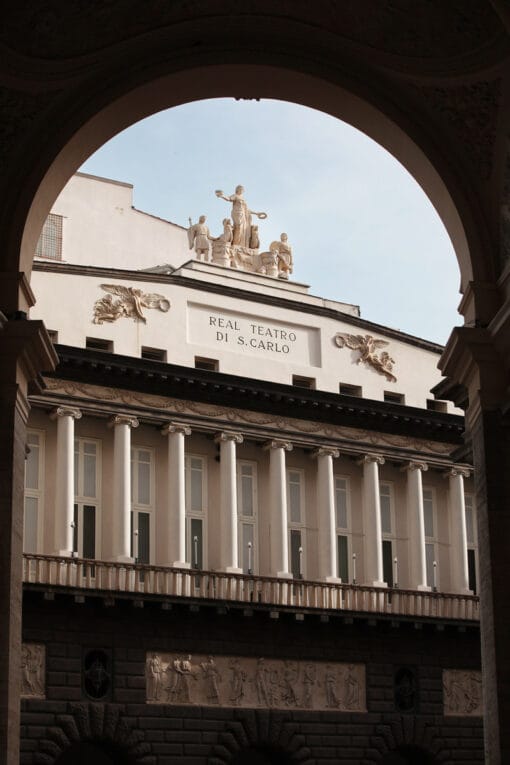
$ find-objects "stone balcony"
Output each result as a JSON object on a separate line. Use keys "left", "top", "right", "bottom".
{"left": 22, "top": 554, "right": 480, "bottom": 624}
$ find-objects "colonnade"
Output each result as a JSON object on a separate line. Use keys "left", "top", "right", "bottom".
{"left": 49, "top": 408, "right": 472, "bottom": 592}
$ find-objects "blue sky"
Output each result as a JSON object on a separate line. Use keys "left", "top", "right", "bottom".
{"left": 80, "top": 98, "right": 461, "bottom": 345}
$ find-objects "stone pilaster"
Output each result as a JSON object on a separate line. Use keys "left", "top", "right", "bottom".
{"left": 358, "top": 454, "right": 386, "bottom": 587}
{"left": 402, "top": 461, "right": 429, "bottom": 591}
{"left": 313, "top": 447, "right": 341, "bottom": 582}
{"left": 215, "top": 432, "right": 243, "bottom": 573}
{"left": 445, "top": 466, "right": 471, "bottom": 594}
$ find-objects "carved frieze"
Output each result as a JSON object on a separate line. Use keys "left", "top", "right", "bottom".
{"left": 146, "top": 653, "right": 366, "bottom": 711}
{"left": 443, "top": 669, "right": 482, "bottom": 716}
{"left": 21, "top": 643, "right": 45, "bottom": 698}
{"left": 41, "top": 378, "right": 457, "bottom": 457}
{"left": 335, "top": 333, "right": 397, "bottom": 382}
{"left": 93, "top": 284, "right": 170, "bottom": 324}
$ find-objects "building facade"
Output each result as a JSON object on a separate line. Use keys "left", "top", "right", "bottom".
{"left": 21, "top": 174, "right": 482, "bottom": 764}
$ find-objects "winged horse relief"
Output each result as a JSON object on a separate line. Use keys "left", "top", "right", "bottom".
{"left": 93, "top": 284, "right": 170, "bottom": 324}
{"left": 334, "top": 333, "right": 397, "bottom": 383}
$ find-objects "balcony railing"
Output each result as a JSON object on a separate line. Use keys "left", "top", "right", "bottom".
{"left": 22, "top": 554, "right": 480, "bottom": 622}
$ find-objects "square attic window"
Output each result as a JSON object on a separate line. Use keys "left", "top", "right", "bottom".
{"left": 141, "top": 346, "right": 167, "bottom": 362}
{"left": 86, "top": 337, "right": 113, "bottom": 353}
{"left": 384, "top": 390, "right": 405, "bottom": 405}
{"left": 339, "top": 383, "right": 362, "bottom": 397}
{"left": 292, "top": 375, "right": 316, "bottom": 389}
{"left": 195, "top": 356, "right": 219, "bottom": 372}
{"left": 427, "top": 398, "right": 448, "bottom": 413}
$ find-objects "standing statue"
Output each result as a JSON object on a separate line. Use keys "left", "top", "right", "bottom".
{"left": 215, "top": 186, "right": 267, "bottom": 248}
{"left": 269, "top": 233, "right": 293, "bottom": 279}
{"left": 188, "top": 215, "right": 213, "bottom": 261}
{"left": 220, "top": 218, "right": 233, "bottom": 244}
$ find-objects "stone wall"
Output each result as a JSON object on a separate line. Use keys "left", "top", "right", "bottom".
{"left": 20, "top": 592, "right": 484, "bottom": 764}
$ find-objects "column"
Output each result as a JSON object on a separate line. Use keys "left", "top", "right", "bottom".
{"left": 446, "top": 466, "right": 471, "bottom": 594}
{"left": 313, "top": 447, "right": 341, "bottom": 582}
{"left": 264, "top": 440, "right": 293, "bottom": 578}
{"left": 215, "top": 431, "right": 243, "bottom": 572}
{"left": 358, "top": 454, "right": 386, "bottom": 587}
{"left": 109, "top": 414, "right": 139, "bottom": 562}
{"left": 161, "top": 422, "right": 191, "bottom": 567}
{"left": 50, "top": 406, "right": 82, "bottom": 556}
{"left": 402, "top": 461, "right": 429, "bottom": 590}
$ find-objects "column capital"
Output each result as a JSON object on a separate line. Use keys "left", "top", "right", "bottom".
{"left": 50, "top": 406, "right": 82, "bottom": 421}
{"left": 108, "top": 414, "right": 139, "bottom": 429}
{"left": 357, "top": 453, "right": 384, "bottom": 466}
{"left": 263, "top": 439, "right": 293, "bottom": 452}
{"left": 214, "top": 431, "right": 243, "bottom": 445}
{"left": 401, "top": 460, "right": 428, "bottom": 473}
{"left": 161, "top": 421, "right": 192, "bottom": 437}
{"left": 444, "top": 465, "right": 471, "bottom": 479}
{"left": 312, "top": 446, "right": 340, "bottom": 459}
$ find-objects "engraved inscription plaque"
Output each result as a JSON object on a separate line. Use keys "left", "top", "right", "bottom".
{"left": 146, "top": 653, "right": 366, "bottom": 711}
{"left": 443, "top": 669, "right": 482, "bottom": 716}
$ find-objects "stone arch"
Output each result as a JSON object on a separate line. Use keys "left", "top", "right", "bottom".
{"left": 33, "top": 703, "right": 154, "bottom": 765}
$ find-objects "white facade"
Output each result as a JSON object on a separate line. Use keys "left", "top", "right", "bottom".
{"left": 24, "top": 173, "right": 477, "bottom": 606}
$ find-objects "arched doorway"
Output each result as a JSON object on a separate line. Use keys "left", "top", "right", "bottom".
{"left": 54, "top": 740, "right": 131, "bottom": 765}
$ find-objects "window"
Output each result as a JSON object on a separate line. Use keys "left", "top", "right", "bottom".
{"left": 292, "top": 375, "right": 315, "bottom": 389}
{"left": 35, "top": 213, "right": 63, "bottom": 260}
{"left": 339, "top": 383, "right": 362, "bottom": 397}
{"left": 335, "top": 476, "right": 352, "bottom": 582}
{"left": 74, "top": 439, "right": 101, "bottom": 564}
{"left": 423, "top": 487, "right": 438, "bottom": 589}
{"left": 287, "top": 469, "right": 305, "bottom": 577}
{"left": 237, "top": 461, "right": 258, "bottom": 574}
{"left": 379, "top": 482, "right": 395, "bottom": 586}
{"left": 465, "top": 493, "right": 478, "bottom": 594}
{"left": 384, "top": 391, "right": 405, "bottom": 405}
{"left": 426, "top": 398, "right": 447, "bottom": 413}
{"left": 141, "top": 346, "right": 167, "bottom": 362}
{"left": 131, "top": 447, "right": 155, "bottom": 565}
{"left": 194, "top": 356, "right": 218, "bottom": 372}
{"left": 185, "top": 455, "right": 208, "bottom": 569}
{"left": 86, "top": 337, "right": 113, "bottom": 353}
{"left": 24, "top": 431, "right": 44, "bottom": 553}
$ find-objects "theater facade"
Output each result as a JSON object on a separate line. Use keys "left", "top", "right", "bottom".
{"left": 21, "top": 173, "right": 483, "bottom": 765}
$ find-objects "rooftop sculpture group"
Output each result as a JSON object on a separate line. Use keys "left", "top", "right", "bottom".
{"left": 188, "top": 185, "right": 293, "bottom": 279}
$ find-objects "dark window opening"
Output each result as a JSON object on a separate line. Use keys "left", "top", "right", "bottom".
{"left": 86, "top": 337, "right": 113, "bottom": 352}
{"left": 292, "top": 375, "right": 315, "bottom": 389}
{"left": 427, "top": 398, "right": 447, "bottom": 413}
{"left": 339, "top": 382, "right": 362, "bottom": 397}
{"left": 384, "top": 390, "right": 405, "bottom": 405}
{"left": 195, "top": 356, "right": 219, "bottom": 371}
{"left": 141, "top": 346, "right": 166, "bottom": 362}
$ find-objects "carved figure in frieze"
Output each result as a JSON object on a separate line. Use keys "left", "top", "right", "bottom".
{"left": 201, "top": 655, "right": 221, "bottom": 704}
{"left": 268, "top": 664, "right": 281, "bottom": 706}
{"left": 146, "top": 653, "right": 163, "bottom": 701}
{"left": 334, "top": 333, "right": 397, "bottom": 383}
{"left": 188, "top": 215, "right": 213, "bottom": 261}
{"left": 325, "top": 666, "right": 340, "bottom": 708}
{"left": 229, "top": 658, "right": 247, "bottom": 706}
{"left": 172, "top": 654, "right": 197, "bottom": 703}
{"left": 302, "top": 663, "right": 317, "bottom": 707}
{"left": 255, "top": 658, "right": 270, "bottom": 706}
{"left": 215, "top": 186, "right": 267, "bottom": 248}
{"left": 443, "top": 670, "right": 482, "bottom": 716}
{"left": 93, "top": 284, "right": 170, "bottom": 324}
{"left": 21, "top": 644, "right": 44, "bottom": 697}
{"left": 282, "top": 661, "right": 299, "bottom": 707}
{"left": 343, "top": 664, "right": 360, "bottom": 710}
{"left": 269, "top": 233, "right": 293, "bottom": 279}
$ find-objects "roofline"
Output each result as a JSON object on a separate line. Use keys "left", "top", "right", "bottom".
{"left": 74, "top": 171, "right": 133, "bottom": 189}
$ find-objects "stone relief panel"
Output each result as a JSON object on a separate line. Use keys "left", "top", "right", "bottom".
{"left": 443, "top": 669, "right": 482, "bottom": 716}
{"left": 146, "top": 653, "right": 366, "bottom": 711}
{"left": 21, "top": 643, "right": 45, "bottom": 698}
{"left": 93, "top": 284, "right": 170, "bottom": 324}
{"left": 334, "top": 333, "right": 397, "bottom": 382}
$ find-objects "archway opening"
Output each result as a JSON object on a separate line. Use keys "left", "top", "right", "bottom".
{"left": 53, "top": 740, "right": 133, "bottom": 765}
{"left": 381, "top": 745, "right": 436, "bottom": 765}
{"left": 230, "top": 745, "right": 294, "bottom": 765}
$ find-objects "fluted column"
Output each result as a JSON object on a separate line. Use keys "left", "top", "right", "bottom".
{"left": 215, "top": 431, "right": 244, "bottom": 572}
{"left": 313, "top": 447, "right": 341, "bottom": 582}
{"left": 161, "top": 422, "right": 191, "bottom": 567}
{"left": 403, "top": 461, "right": 429, "bottom": 590}
{"left": 358, "top": 454, "right": 386, "bottom": 586}
{"left": 264, "top": 440, "right": 293, "bottom": 578}
{"left": 50, "top": 406, "right": 82, "bottom": 556}
{"left": 446, "top": 466, "right": 471, "bottom": 594}
{"left": 109, "top": 414, "right": 139, "bottom": 562}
